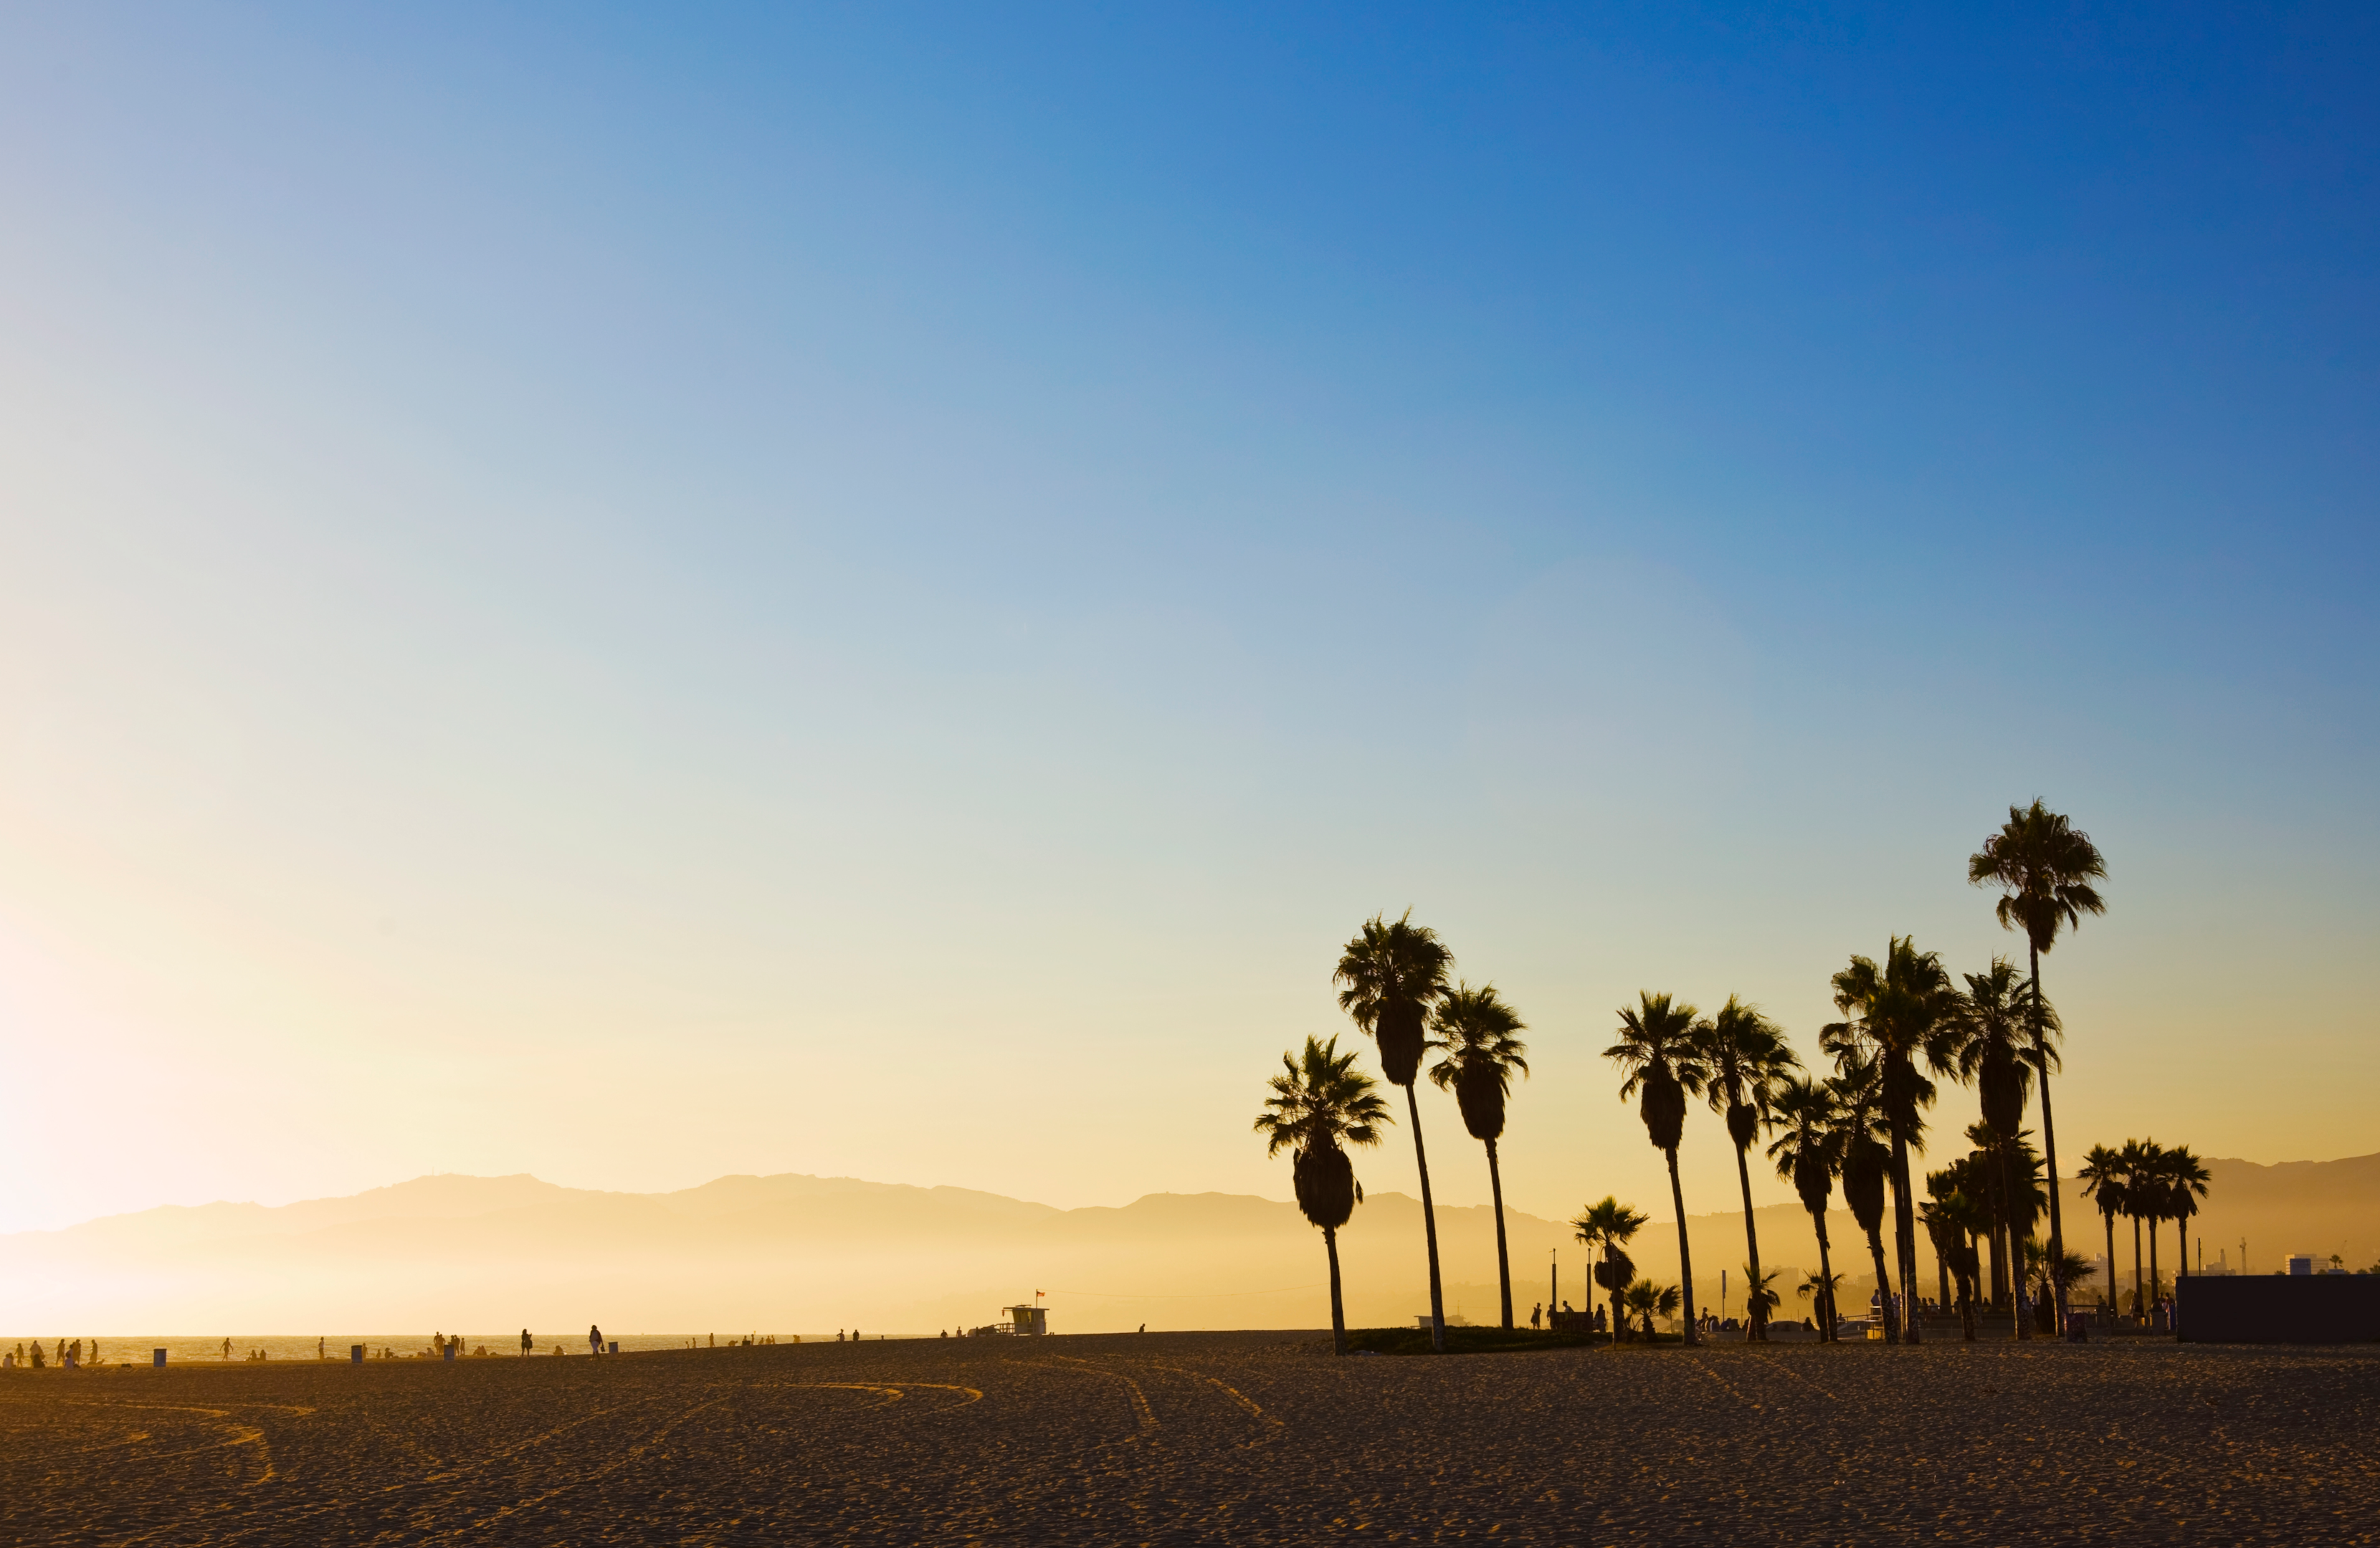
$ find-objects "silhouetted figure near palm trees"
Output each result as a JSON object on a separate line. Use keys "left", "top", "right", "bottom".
{"left": 1971, "top": 801, "right": 2108, "bottom": 1329}
{"left": 1255, "top": 1033, "right": 1391, "bottom": 1357}
{"left": 1701, "top": 997, "right": 1797, "bottom": 1341}
{"left": 1428, "top": 983, "right": 1530, "bottom": 1330}
{"left": 1336, "top": 912, "right": 1454, "bottom": 1352}
{"left": 1606, "top": 993, "right": 1710, "bottom": 1346}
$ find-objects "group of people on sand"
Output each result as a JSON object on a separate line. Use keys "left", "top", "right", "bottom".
{"left": 1527, "top": 1302, "right": 1606, "bottom": 1333}
{"left": 4, "top": 1339, "right": 99, "bottom": 1370}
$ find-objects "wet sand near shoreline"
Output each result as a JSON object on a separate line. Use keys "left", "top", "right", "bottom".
{"left": 4, "top": 1331, "right": 2374, "bottom": 1544}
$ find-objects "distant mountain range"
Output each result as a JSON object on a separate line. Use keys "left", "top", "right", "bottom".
{"left": 4, "top": 1153, "right": 2372, "bottom": 1334}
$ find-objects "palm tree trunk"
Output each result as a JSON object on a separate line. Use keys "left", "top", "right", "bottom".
{"left": 1733, "top": 1142, "right": 1765, "bottom": 1341}
{"left": 1486, "top": 1138, "right": 1513, "bottom": 1332}
{"left": 2004, "top": 1142, "right": 2031, "bottom": 1339}
{"left": 2142, "top": 1213, "right": 2161, "bottom": 1322}
{"left": 1325, "top": 1225, "right": 1347, "bottom": 1357}
{"left": 1606, "top": 1246, "right": 1624, "bottom": 1348}
{"left": 1889, "top": 1128, "right": 1922, "bottom": 1343}
{"left": 2103, "top": 1211, "right": 2117, "bottom": 1309}
{"left": 1405, "top": 1081, "right": 1447, "bottom": 1352}
{"left": 1864, "top": 1224, "right": 1898, "bottom": 1343}
{"left": 1665, "top": 1146, "right": 1698, "bottom": 1347}
{"left": 1812, "top": 1208, "right": 1836, "bottom": 1341}
{"left": 2031, "top": 942, "right": 2070, "bottom": 1331}
{"left": 2148, "top": 1218, "right": 2162, "bottom": 1328}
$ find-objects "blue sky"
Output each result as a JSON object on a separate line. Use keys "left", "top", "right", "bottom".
{"left": 1, "top": 2, "right": 2374, "bottom": 1233}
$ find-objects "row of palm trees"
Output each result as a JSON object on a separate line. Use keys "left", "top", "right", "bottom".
{"left": 2079, "top": 1138, "right": 2211, "bottom": 1316}
{"left": 1260, "top": 801, "right": 2120, "bottom": 1352}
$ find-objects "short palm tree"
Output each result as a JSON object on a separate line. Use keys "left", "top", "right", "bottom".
{"left": 1764, "top": 1075, "right": 1843, "bottom": 1339}
{"left": 1920, "top": 1178, "right": 1986, "bottom": 1340}
{"left": 1822, "top": 937, "right": 1959, "bottom": 1342}
{"left": 1335, "top": 912, "right": 1454, "bottom": 1351}
{"left": 1700, "top": 996, "right": 1799, "bottom": 1341}
{"left": 1740, "top": 1263, "right": 1781, "bottom": 1330}
{"left": 1952, "top": 957, "right": 2057, "bottom": 1339}
{"left": 2077, "top": 1143, "right": 2128, "bottom": 1308}
{"left": 1427, "top": 982, "right": 1531, "bottom": 1330}
{"left": 1971, "top": 801, "right": 2108, "bottom": 1328}
{"left": 1253, "top": 1035, "right": 1391, "bottom": 1356}
{"left": 1606, "top": 992, "right": 1713, "bottom": 1346}
{"left": 1796, "top": 1268, "right": 1844, "bottom": 1333}
{"left": 1571, "top": 1196, "right": 1649, "bottom": 1347}
{"left": 1829, "top": 1060, "right": 1898, "bottom": 1342}
{"left": 1622, "top": 1280, "right": 1682, "bottom": 1341}
{"left": 2023, "top": 1237, "right": 2097, "bottom": 1327}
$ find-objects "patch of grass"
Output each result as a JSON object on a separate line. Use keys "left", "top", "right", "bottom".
{"left": 1342, "top": 1326, "right": 1609, "bottom": 1356}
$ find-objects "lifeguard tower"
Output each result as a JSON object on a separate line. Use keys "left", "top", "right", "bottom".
{"left": 1002, "top": 1304, "right": 1049, "bottom": 1337}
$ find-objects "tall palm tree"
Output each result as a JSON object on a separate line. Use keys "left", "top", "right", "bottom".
{"left": 1253, "top": 1035, "right": 1391, "bottom": 1356}
{"left": 1971, "top": 801, "right": 2108, "bottom": 1329}
{"left": 2118, "top": 1137, "right": 2158, "bottom": 1317}
{"left": 1427, "top": 983, "right": 1531, "bottom": 1331}
{"left": 1766, "top": 1075, "right": 1843, "bottom": 1340}
{"left": 1571, "top": 1195, "right": 1648, "bottom": 1347}
{"left": 1823, "top": 937, "right": 1959, "bottom": 1342}
{"left": 2077, "top": 1142, "right": 2128, "bottom": 1309}
{"left": 1335, "top": 912, "right": 1455, "bottom": 1351}
{"left": 1606, "top": 992, "right": 1713, "bottom": 1347}
{"left": 1829, "top": 1060, "right": 1898, "bottom": 1342}
{"left": 1951, "top": 958, "right": 2057, "bottom": 1339}
{"left": 1700, "top": 997, "right": 1799, "bottom": 1342}
{"left": 2164, "top": 1146, "right": 2211, "bottom": 1284}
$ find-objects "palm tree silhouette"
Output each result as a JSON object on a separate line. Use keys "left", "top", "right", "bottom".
{"left": 1766, "top": 1075, "right": 1842, "bottom": 1340}
{"left": 1701, "top": 997, "right": 1798, "bottom": 1341}
{"left": 2118, "top": 1137, "right": 2158, "bottom": 1317}
{"left": 1572, "top": 1195, "right": 1649, "bottom": 1347}
{"left": 1606, "top": 992, "right": 1713, "bottom": 1346}
{"left": 1796, "top": 1267, "right": 1846, "bottom": 1334}
{"left": 1622, "top": 1280, "right": 1681, "bottom": 1342}
{"left": 2163, "top": 1146, "right": 2211, "bottom": 1286}
{"left": 1427, "top": 982, "right": 1531, "bottom": 1331}
{"left": 1254, "top": 1034, "right": 1391, "bottom": 1356}
{"left": 1971, "top": 801, "right": 2108, "bottom": 1329}
{"left": 1921, "top": 1171, "right": 1988, "bottom": 1339}
{"left": 1335, "top": 912, "right": 1455, "bottom": 1351}
{"left": 2077, "top": 1142, "right": 2128, "bottom": 1309}
{"left": 1951, "top": 959, "right": 2059, "bottom": 1339}
{"left": 1823, "top": 938, "right": 1959, "bottom": 1343}
{"left": 1829, "top": 1060, "right": 1899, "bottom": 1342}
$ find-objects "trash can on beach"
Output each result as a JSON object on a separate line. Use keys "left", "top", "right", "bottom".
{"left": 351, "top": 1345, "right": 364, "bottom": 1365}
{"left": 2065, "top": 1312, "right": 2090, "bottom": 1343}
{"left": 153, "top": 1349, "right": 166, "bottom": 1367}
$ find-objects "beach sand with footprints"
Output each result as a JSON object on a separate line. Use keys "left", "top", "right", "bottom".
{"left": 4, "top": 1331, "right": 2374, "bottom": 1544}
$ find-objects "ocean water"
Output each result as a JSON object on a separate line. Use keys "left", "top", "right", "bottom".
{"left": 0, "top": 1333, "right": 854, "bottom": 1367}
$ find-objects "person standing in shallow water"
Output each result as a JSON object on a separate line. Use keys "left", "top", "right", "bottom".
{"left": 520, "top": 1329, "right": 531, "bottom": 1357}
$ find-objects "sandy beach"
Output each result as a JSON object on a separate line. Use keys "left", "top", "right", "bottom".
{"left": 4, "top": 1331, "right": 2373, "bottom": 1544}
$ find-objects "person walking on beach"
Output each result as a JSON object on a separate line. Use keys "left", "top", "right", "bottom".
{"left": 520, "top": 1329, "right": 532, "bottom": 1357}
{"left": 221, "top": 1337, "right": 231, "bottom": 1361}
{"left": 589, "top": 1325, "right": 604, "bottom": 1357}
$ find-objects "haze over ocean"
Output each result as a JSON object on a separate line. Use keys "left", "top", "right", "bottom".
{"left": 1, "top": 2, "right": 2374, "bottom": 1241}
